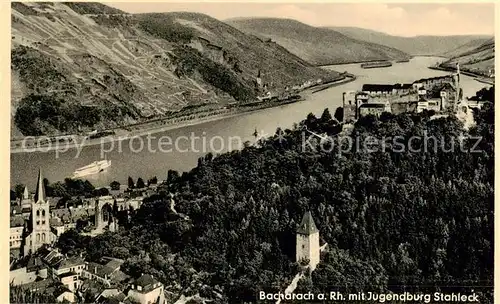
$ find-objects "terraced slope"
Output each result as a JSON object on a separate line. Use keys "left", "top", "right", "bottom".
{"left": 11, "top": 2, "right": 339, "bottom": 136}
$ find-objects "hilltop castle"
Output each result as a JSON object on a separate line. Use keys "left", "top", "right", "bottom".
{"left": 296, "top": 211, "right": 320, "bottom": 270}
{"left": 342, "top": 63, "right": 463, "bottom": 122}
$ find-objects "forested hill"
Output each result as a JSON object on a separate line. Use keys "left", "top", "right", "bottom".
{"left": 11, "top": 2, "right": 338, "bottom": 136}
{"left": 226, "top": 18, "right": 411, "bottom": 65}
{"left": 58, "top": 95, "right": 494, "bottom": 303}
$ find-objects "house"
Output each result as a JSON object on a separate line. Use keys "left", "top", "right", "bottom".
{"left": 127, "top": 274, "right": 165, "bottom": 304}
{"left": 59, "top": 271, "right": 81, "bottom": 292}
{"left": 392, "top": 83, "right": 413, "bottom": 95}
{"left": 10, "top": 216, "right": 25, "bottom": 252}
{"left": 82, "top": 259, "right": 129, "bottom": 287}
{"left": 49, "top": 256, "right": 85, "bottom": 278}
{"left": 416, "top": 101, "right": 429, "bottom": 113}
{"left": 52, "top": 286, "right": 76, "bottom": 303}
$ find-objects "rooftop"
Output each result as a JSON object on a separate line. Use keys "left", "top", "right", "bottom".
{"left": 103, "top": 257, "right": 125, "bottom": 272}
{"left": 59, "top": 271, "right": 79, "bottom": 278}
{"left": 297, "top": 211, "right": 318, "bottom": 235}
{"left": 86, "top": 262, "right": 116, "bottom": 278}
{"left": 55, "top": 256, "right": 85, "bottom": 270}
{"left": 135, "top": 274, "right": 159, "bottom": 288}
{"left": 34, "top": 168, "right": 46, "bottom": 203}
{"left": 359, "top": 103, "right": 387, "bottom": 108}
{"left": 362, "top": 84, "right": 394, "bottom": 92}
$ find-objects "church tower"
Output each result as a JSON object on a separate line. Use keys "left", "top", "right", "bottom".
{"left": 296, "top": 211, "right": 320, "bottom": 270}
{"left": 23, "top": 169, "right": 54, "bottom": 256}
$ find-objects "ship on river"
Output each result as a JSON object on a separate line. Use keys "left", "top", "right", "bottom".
{"left": 360, "top": 61, "right": 393, "bottom": 69}
{"left": 72, "top": 159, "right": 111, "bottom": 178}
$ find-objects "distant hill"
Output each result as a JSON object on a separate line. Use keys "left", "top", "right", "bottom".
{"left": 439, "top": 38, "right": 494, "bottom": 77}
{"left": 331, "top": 26, "right": 492, "bottom": 56}
{"left": 226, "top": 18, "right": 411, "bottom": 66}
{"left": 11, "top": 3, "right": 338, "bottom": 136}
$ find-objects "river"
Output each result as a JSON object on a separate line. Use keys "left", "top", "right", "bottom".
{"left": 11, "top": 56, "right": 491, "bottom": 189}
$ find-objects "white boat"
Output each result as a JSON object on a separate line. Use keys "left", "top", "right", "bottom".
{"left": 72, "top": 159, "right": 111, "bottom": 178}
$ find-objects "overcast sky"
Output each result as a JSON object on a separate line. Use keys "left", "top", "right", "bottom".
{"left": 105, "top": 2, "right": 495, "bottom": 37}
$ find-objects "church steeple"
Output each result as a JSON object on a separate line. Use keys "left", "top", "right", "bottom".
{"left": 34, "top": 168, "right": 45, "bottom": 203}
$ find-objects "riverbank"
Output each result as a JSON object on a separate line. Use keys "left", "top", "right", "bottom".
{"left": 311, "top": 74, "right": 356, "bottom": 93}
{"left": 11, "top": 75, "right": 355, "bottom": 153}
{"left": 316, "top": 57, "right": 412, "bottom": 67}
{"left": 429, "top": 65, "right": 493, "bottom": 80}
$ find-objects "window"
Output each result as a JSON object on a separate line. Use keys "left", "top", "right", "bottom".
{"left": 42, "top": 220, "right": 46, "bottom": 225}
{"left": 42, "top": 233, "right": 46, "bottom": 242}
{"left": 302, "top": 245, "right": 305, "bottom": 249}
{"left": 36, "top": 234, "right": 40, "bottom": 242}
{"left": 36, "top": 220, "right": 40, "bottom": 226}
{"left": 42, "top": 210, "right": 45, "bottom": 216}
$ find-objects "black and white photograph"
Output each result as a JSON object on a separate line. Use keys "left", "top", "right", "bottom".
{"left": 8, "top": 1, "right": 495, "bottom": 303}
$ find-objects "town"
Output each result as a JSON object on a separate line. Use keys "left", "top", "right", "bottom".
{"left": 10, "top": 169, "right": 326, "bottom": 303}
{"left": 9, "top": 170, "right": 158, "bottom": 303}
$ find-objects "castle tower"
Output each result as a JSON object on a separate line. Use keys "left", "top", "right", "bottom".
{"left": 296, "top": 211, "right": 320, "bottom": 270}
{"left": 23, "top": 168, "right": 54, "bottom": 256}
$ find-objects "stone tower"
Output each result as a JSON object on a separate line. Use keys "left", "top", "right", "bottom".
{"left": 23, "top": 169, "right": 54, "bottom": 256}
{"left": 296, "top": 211, "right": 320, "bottom": 270}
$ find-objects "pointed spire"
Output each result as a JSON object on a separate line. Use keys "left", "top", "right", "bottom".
{"left": 34, "top": 168, "right": 45, "bottom": 203}
{"left": 297, "top": 211, "right": 318, "bottom": 235}
{"left": 23, "top": 186, "right": 29, "bottom": 200}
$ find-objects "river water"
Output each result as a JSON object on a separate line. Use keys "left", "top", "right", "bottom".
{"left": 11, "top": 56, "right": 490, "bottom": 189}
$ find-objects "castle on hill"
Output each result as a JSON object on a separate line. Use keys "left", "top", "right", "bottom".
{"left": 296, "top": 211, "right": 321, "bottom": 270}
{"left": 342, "top": 63, "right": 469, "bottom": 122}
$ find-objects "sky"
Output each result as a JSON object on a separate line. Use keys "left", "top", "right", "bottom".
{"left": 105, "top": 2, "right": 495, "bottom": 37}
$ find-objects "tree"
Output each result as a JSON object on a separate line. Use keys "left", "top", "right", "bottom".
{"left": 110, "top": 181, "right": 121, "bottom": 191}
{"left": 93, "top": 187, "right": 109, "bottom": 197}
{"left": 320, "top": 108, "right": 333, "bottom": 122}
{"left": 136, "top": 177, "right": 145, "bottom": 189}
{"left": 167, "top": 170, "right": 180, "bottom": 184}
{"left": 334, "top": 107, "right": 344, "bottom": 123}
{"left": 147, "top": 176, "right": 158, "bottom": 186}
{"left": 14, "top": 184, "right": 25, "bottom": 200}
{"left": 128, "top": 176, "right": 135, "bottom": 189}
